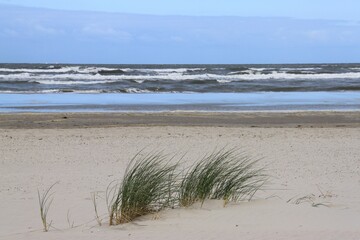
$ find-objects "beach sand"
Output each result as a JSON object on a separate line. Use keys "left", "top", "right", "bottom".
{"left": 1, "top": 112, "right": 360, "bottom": 239}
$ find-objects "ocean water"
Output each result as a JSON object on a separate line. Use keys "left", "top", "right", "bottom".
{"left": 0, "top": 63, "right": 359, "bottom": 112}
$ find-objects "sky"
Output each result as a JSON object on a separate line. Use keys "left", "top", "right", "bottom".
{"left": 0, "top": 0, "right": 360, "bottom": 64}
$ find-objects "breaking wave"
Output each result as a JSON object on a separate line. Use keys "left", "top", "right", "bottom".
{"left": 0, "top": 63, "right": 359, "bottom": 93}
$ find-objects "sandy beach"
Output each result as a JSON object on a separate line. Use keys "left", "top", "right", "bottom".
{"left": 1, "top": 112, "right": 360, "bottom": 240}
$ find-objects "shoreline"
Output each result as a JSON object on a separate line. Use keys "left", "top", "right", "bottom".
{"left": 0, "top": 111, "right": 359, "bottom": 128}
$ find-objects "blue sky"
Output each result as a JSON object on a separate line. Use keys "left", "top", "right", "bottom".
{"left": 0, "top": 0, "right": 360, "bottom": 64}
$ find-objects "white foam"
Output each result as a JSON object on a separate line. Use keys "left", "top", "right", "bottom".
{"left": 34, "top": 79, "right": 116, "bottom": 85}
{"left": 137, "top": 68, "right": 205, "bottom": 73}
{"left": 235, "top": 72, "right": 360, "bottom": 80}
{"left": 248, "top": 68, "right": 269, "bottom": 71}
{"left": 1, "top": 71, "right": 360, "bottom": 83}
{"left": 228, "top": 70, "right": 253, "bottom": 75}
{"left": 0, "top": 66, "right": 80, "bottom": 73}
{"left": 117, "top": 68, "right": 207, "bottom": 77}
{"left": 0, "top": 66, "right": 118, "bottom": 74}
{"left": 279, "top": 67, "right": 322, "bottom": 71}
{"left": 134, "top": 80, "right": 145, "bottom": 83}
{"left": 0, "top": 67, "right": 206, "bottom": 78}
{"left": 0, "top": 72, "right": 31, "bottom": 78}
{"left": 125, "top": 88, "right": 151, "bottom": 93}
{"left": 228, "top": 71, "right": 243, "bottom": 75}
{"left": 217, "top": 80, "right": 232, "bottom": 83}
{"left": 0, "top": 89, "right": 105, "bottom": 93}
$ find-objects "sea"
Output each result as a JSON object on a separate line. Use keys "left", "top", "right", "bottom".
{"left": 0, "top": 63, "right": 360, "bottom": 112}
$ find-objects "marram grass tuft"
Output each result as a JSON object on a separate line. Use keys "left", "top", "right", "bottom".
{"left": 179, "top": 148, "right": 266, "bottom": 207}
{"left": 109, "top": 152, "right": 178, "bottom": 225}
{"left": 107, "top": 148, "right": 266, "bottom": 225}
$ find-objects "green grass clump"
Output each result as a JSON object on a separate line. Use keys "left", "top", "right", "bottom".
{"left": 179, "top": 149, "right": 265, "bottom": 207}
{"left": 38, "top": 182, "right": 58, "bottom": 232}
{"left": 109, "top": 152, "right": 178, "bottom": 225}
{"left": 107, "top": 148, "right": 266, "bottom": 225}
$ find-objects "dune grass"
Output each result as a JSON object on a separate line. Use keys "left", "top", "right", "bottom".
{"left": 179, "top": 149, "right": 265, "bottom": 207}
{"left": 91, "top": 192, "right": 102, "bottom": 226}
{"left": 109, "top": 152, "right": 178, "bottom": 225}
{"left": 107, "top": 148, "right": 265, "bottom": 225}
{"left": 37, "top": 182, "right": 58, "bottom": 232}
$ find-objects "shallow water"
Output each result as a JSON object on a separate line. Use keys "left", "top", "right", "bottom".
{"left": 1, "top": 92, "right": 359, "bottom": 112}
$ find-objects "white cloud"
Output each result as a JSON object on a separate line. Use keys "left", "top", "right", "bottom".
{"left": 33, "top": 24, "right": 64, "bottom": 35}
{"left": 1, "top": 5, "right": 360, "bottom": 63}
{"left": 81, "top": 25, "right": 132, "bottom": 40}
{"left": 305, "top": 30, "right": 329, "bottom": 42}
{"left": 1, "top": 28, "right": 19, "bottom": 37}
{"left": 169, "top": 36, "right": 184, "bottom": 42}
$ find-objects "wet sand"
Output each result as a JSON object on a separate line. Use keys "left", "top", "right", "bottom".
{"left": 0, "top": 111, "right": 359, "bottom": 129}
